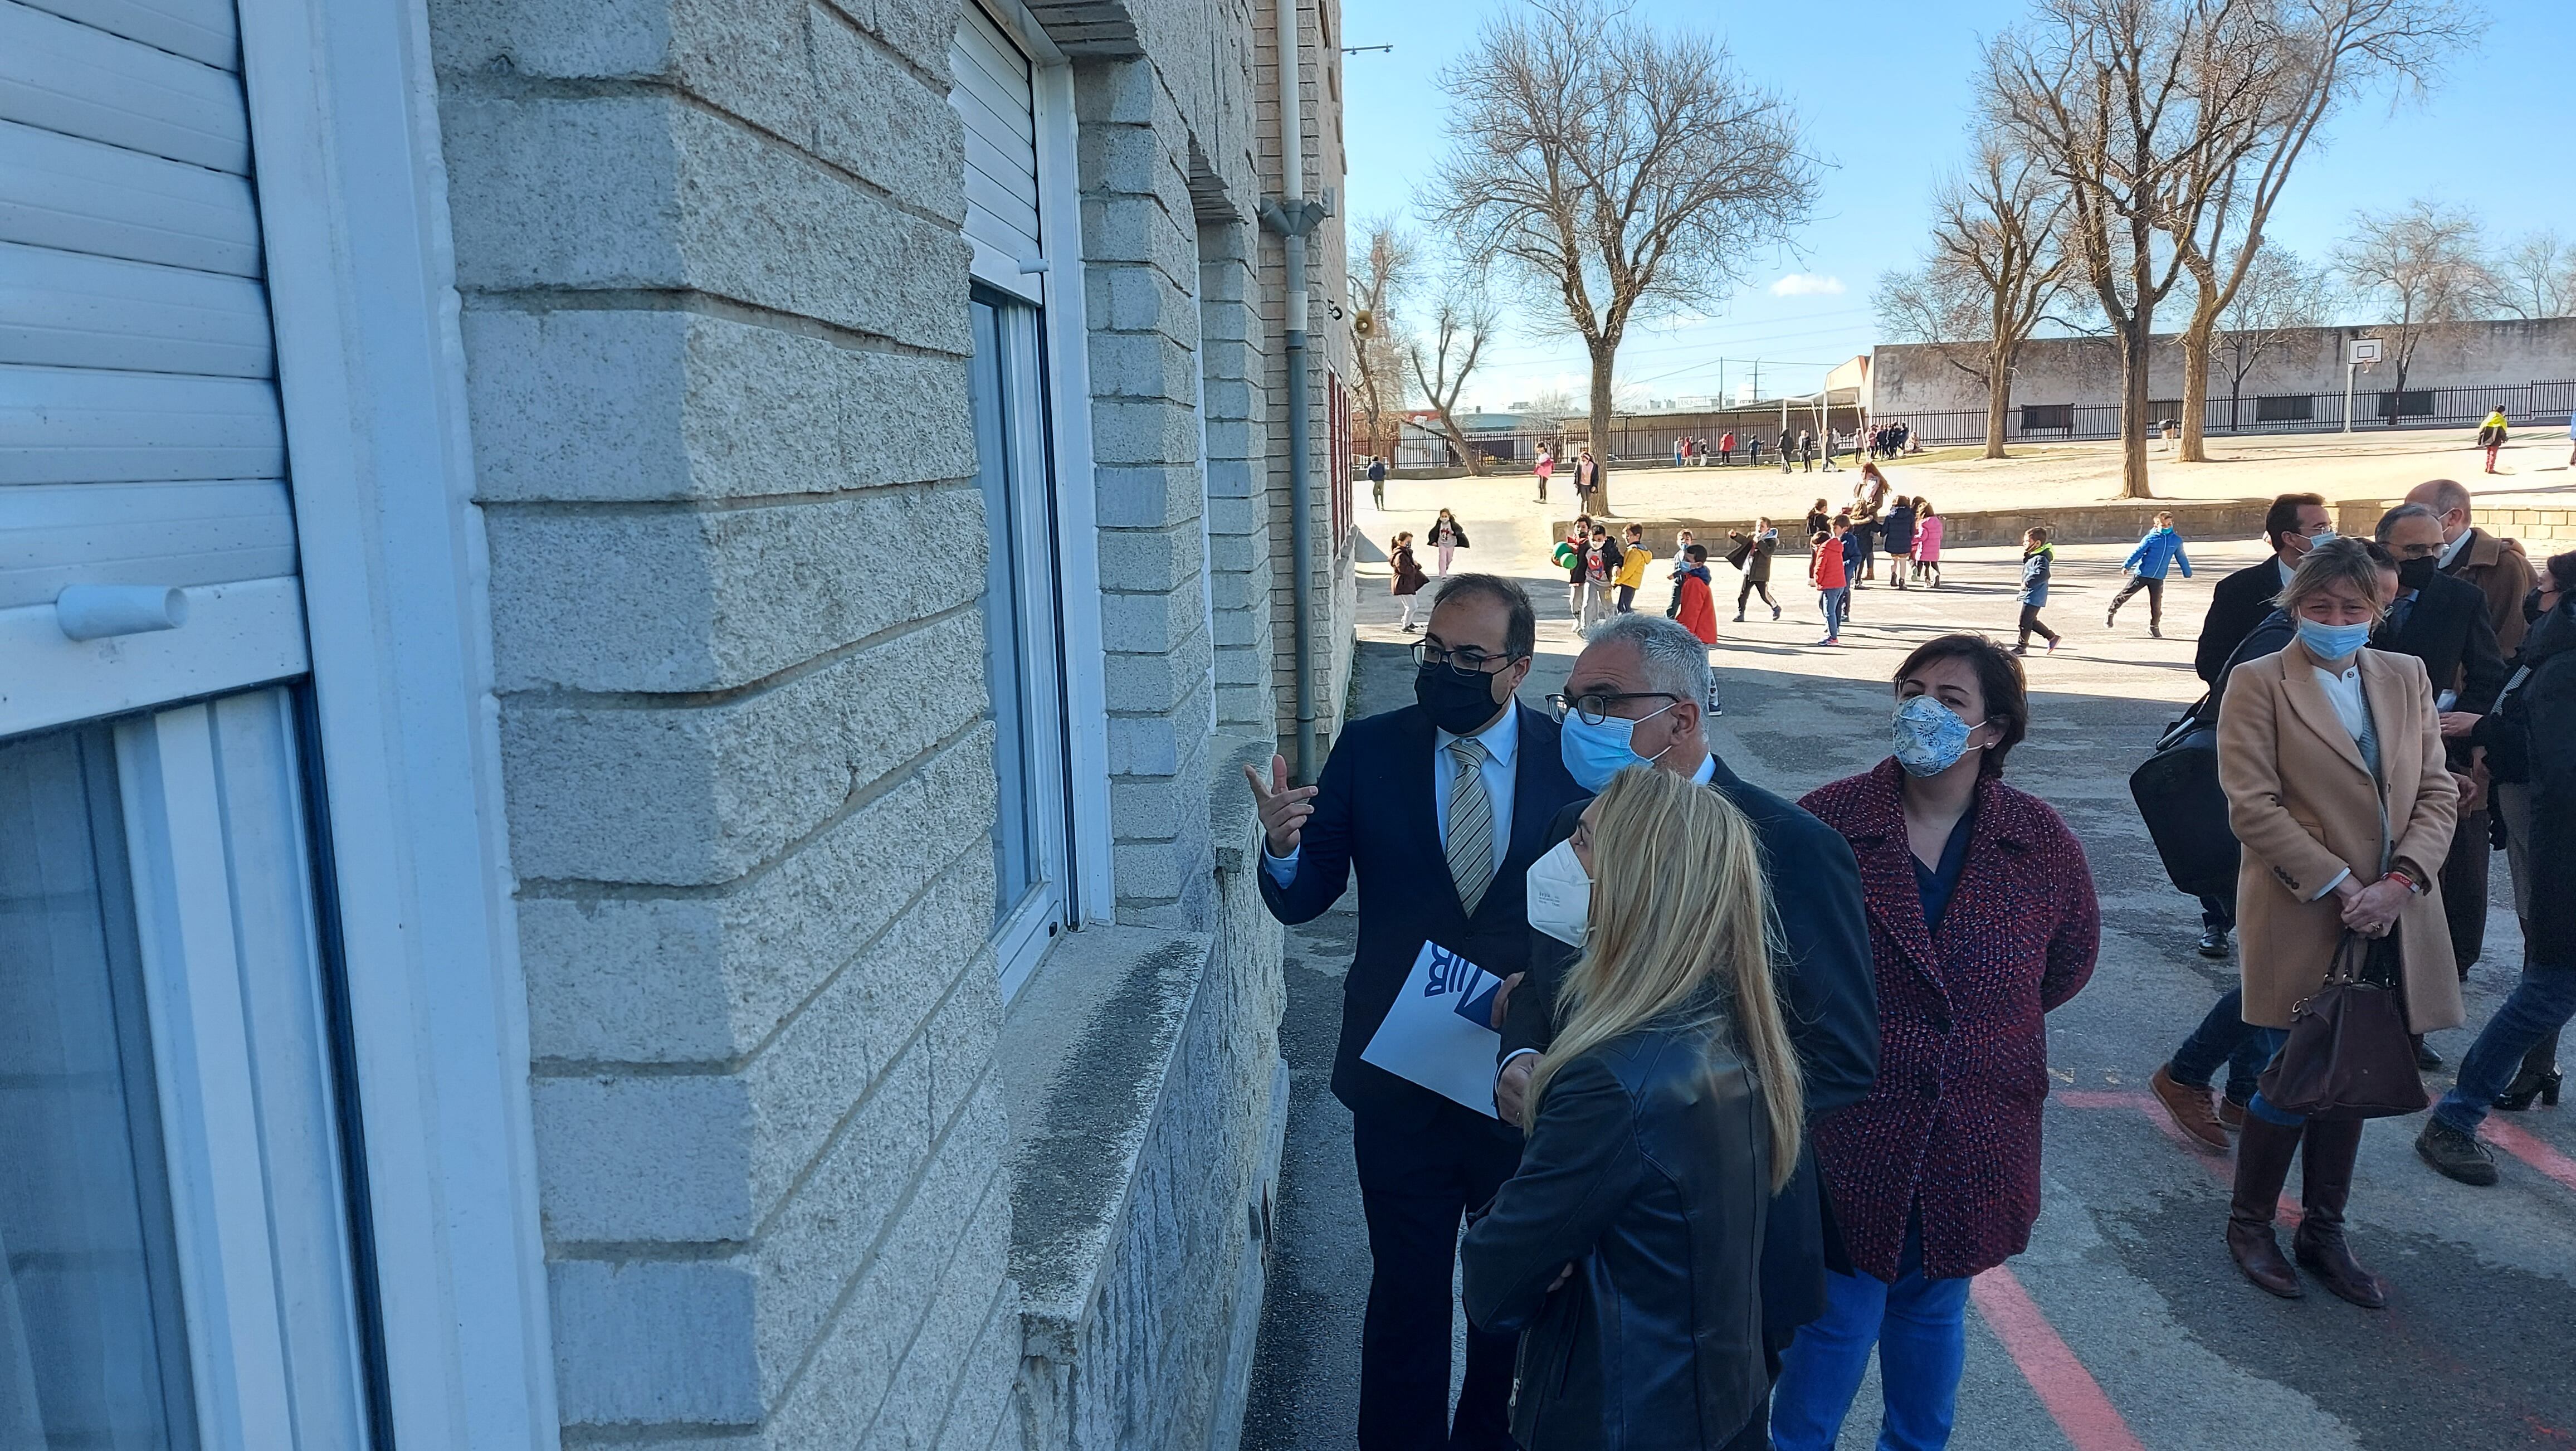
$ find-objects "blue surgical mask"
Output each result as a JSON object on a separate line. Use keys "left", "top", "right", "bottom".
{"left": 2296, "top": 617, "right": 2373, "bottom": 661}
{"left": 1559, "top": 703, "right": 1678, "bottom": 791}
{"left": 1892, "top": 695, "right": 1985, "bottom": 778}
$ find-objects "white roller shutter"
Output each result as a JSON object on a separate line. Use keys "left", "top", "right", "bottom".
{"left": 0, "top": 0, "right": 304, "bottom": 738}
{"left": 949, "top": 5, "right": 1042, "bottom": 301}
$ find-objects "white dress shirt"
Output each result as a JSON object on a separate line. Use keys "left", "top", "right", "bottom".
{"left": 1263, "top": 704, "right": 1520, "bottom": 886}
{"left": 2437, "top": 528, "right": 2472, "bottom": 569}
{"left": 2304, "top": 658, "right": 2377, "bottom": 900}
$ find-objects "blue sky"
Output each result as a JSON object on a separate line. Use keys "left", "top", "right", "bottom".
{"left": 1340, "top": 0, "right": 2575, "bottom": 409}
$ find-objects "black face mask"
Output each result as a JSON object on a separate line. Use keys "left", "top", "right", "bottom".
{"left": 1416, "top": 661, "right": 1506, "bottom": 736}
{"left": 2527, "top": 587, "right": 2550, "bottom": 625}
{"left": 2397, "top": 556, "right": 2440, "bottom": 592}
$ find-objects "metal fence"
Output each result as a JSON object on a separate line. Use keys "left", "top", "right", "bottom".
{"left": 1878, "top": 379, "right": 2576, "bottom": 449}
{"left": 1364, "top": 380, "right": 2576, "bottom": 474}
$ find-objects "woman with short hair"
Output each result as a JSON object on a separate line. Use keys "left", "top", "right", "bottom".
{"left": 1772, "top": 634, "right": 2100, "bottom": 1450}
{"left": 2215, "top": 537, "right": 2460, "bottom": 1306}
{"left": 1462, "top": 767, "right": 1803, "bottom": 1451}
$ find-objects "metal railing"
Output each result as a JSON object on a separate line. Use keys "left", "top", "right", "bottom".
{"left": 1876, "top": 379, "right": 2576, "bottom": 448}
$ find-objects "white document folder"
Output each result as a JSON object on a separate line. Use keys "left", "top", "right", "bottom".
{"left": 1361, "top": 941, "right": 1507, "bottom": 1120}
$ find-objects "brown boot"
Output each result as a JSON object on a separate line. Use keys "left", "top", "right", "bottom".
{"left": 2294, "top": 1119, "right": 2387, "bottom": 1308}
{"left": 2227, "top": 1115, "right": 2304, "bottom": 1298}
{"left": 2151, "top": 1064, "right": 2229, "bottom": 1151}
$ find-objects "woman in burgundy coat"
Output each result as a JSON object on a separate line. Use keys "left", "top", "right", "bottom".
{"left": 1771, "top": 634, "right": 2101, "bottom": 1451}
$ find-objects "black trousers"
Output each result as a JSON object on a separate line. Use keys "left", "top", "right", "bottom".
{"left": 1353, "top": 1104, "right": 1523, "bottom": 1451}
{"left": 2442, "top": 808, "right": 2491, "bottom": 978}
{"left": 2108, "top": 573, "right": 2165, "bottom": 624}
{"left": 1738, "top": 576, "right": 1777, "bottom": 610}
{"left": 2017, "top": 603, "right": 2058, "bottom": 647}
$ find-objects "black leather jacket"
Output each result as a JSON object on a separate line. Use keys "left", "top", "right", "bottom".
{"left": 1461, "top": 1018, "right": 1773, "bottom": 1450}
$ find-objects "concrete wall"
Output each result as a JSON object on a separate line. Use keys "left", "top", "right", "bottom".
{"left": 1874, "top": 317, "right": 2576, "bottom": 418}
{"left": 430, "top": 0, "right": 1296, "bottom": 1445}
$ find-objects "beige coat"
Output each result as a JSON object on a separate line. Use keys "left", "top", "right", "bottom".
{"left": 2217, "top": 640, "right": 2462, "bottom": 1030}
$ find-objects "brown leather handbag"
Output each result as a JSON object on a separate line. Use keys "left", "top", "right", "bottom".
{"left": 2257, "top": 930, "right": 2428, "bottom": 1120}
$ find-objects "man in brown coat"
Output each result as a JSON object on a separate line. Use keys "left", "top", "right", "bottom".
{"left": 2404, "top": 478, "right": 2538, "bottom": 980}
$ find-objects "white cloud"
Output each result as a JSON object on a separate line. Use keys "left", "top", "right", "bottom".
{"left": 1770, "top": 273, "right": 1846, "bottom": 297}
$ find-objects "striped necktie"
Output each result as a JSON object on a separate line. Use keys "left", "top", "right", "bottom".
{"left": 1445, "top": 736, "right": 1495, "bottom": 917}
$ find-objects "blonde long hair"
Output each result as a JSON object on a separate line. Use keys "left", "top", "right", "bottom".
{"left": 1524, "top": 767, "right": 1805, "bottom": 1190}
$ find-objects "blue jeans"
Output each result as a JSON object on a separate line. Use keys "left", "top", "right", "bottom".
{"left": 2240, "top": 1027, "right": 2306, "bottom": 1127}
{"left": 1770, "top": 1218, "right": 1971, "bottom": 1451}
{"left": 2168, "top": 986, "right": 2268, "bottom": 1104}
{"left": 1819, "top": 586, "right": 1848, "bottom": 638}
{"left": 2433, "top": 963, "right": 2576, "bottom": 1136}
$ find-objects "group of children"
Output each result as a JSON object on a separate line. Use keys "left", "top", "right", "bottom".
{"left": 1385, "top": 473, "right": 2205, "bottom": 661}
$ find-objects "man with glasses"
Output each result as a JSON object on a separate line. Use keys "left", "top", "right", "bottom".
{"left": 1244, "top": 574, "right": 1585, "bottom": 1451}
{"left": 2377, "top": 503, "right": 2509, "bottom": 994}
{"left": 1492, "top": 611, "right": 1877, "bottom": 1451}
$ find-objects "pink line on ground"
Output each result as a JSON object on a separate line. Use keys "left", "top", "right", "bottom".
{"left": 1968, "top": 1267, "right": 2149, "bottom": 1451}
{"left": 2480, "top": 1119, "right": 2576, "bottom": 1195}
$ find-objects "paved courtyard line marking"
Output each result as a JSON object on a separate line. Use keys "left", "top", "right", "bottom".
{"left": 1969, "top": 1267, "right": 2148, "bottom": 1451}
{"left": 2480, "top": 1119, "right": 2576, "bottom": 1195}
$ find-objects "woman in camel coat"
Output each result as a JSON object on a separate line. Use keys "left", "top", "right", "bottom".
{"left": 2214, "top": 537, "right": 2458, "bottom": 1311}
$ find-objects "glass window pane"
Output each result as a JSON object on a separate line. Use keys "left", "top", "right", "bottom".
{"left": 969, "top": 293, "right": 1070, "bottom": 942}
{"left": 0, "top": 726, "right": 197, "bottom": 1450}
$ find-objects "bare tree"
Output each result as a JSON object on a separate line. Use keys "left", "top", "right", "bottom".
{"left": 1875, "top": 133, "right": 2072, "bottom": 459}
{"left": 2335, "top": 198, "right": 2492, "bottom": 402}
{"left": 2162, "top": 0, "right": 2480, "bottom": 460}
{"left": 1984, "top": 0, "right": 2284, "bottom": 499}
{"left": 1429, "top": 0, "right": 1812, "bottom": 514}
{"left": 2489, "top": 230, "right": 2576, "bottom": 319}
{"left": 1349, "top": 217, "right": 1417, "bottom": 465}
{"left": 1407, "top": 266, "right": 1496, "bottom": 475}
{"left": 2204, "top": 242, "right": 2334, "bottom": 430}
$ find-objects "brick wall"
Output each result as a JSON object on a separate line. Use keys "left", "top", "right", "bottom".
{"left": 429, "top": 1, "right": 1016, "bottom": 1444}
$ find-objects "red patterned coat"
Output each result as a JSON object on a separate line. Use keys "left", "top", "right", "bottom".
{"left": 1797, "top": 761, "right": 2100, "bottom": 1282}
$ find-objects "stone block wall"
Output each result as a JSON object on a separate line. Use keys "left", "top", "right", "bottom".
{"left": 429, "top": 2, "right": 1016, "bottom": 1446}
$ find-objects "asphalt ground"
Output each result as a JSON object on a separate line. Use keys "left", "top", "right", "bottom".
{"left": 1238, "top": 538, "right": 2576, "bottom": 1451}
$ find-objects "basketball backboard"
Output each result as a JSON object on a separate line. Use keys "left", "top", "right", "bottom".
{"left": 2349, "top": 338, "right": 2383, "bottom": 364}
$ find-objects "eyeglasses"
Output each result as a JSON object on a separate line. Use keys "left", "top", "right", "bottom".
{"left": 1548, "top": 690, "right": 1682, "bottom": 726}
{"left": 1412, "top": 640, "right": 1519, "bottom": 678}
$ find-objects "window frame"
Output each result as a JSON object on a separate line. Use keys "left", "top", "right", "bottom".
{"left": 963, "top": 0, "right": 1113, "bottom": 960}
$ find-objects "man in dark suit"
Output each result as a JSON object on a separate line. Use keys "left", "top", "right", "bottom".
{"left": 2378, "top": 503, "right": 2509, "bottom": 982}
{"left": 2195, "top": 492, "right": 2335, "bottom": 688}
{"left": 1490, "top": 612, "right": 1877, "bottom": 1451}
{"left": 2407, "top": 478, "right": 2540, "bottom": 987}
{"left": 1246, "top": 573, "right": 1587, "bottom": 1451}
{"left": 2188, "top": 491, "right": 2336, "bottom": 956}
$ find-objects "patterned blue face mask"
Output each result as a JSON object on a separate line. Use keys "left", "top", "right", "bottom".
{"left": 1892, "top": 695, "right": 1985, "bottom": 778}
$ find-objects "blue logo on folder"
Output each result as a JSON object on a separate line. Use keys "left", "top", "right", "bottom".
{"left": 1421, "top": 945, "right": 1500, "bottom": 1030}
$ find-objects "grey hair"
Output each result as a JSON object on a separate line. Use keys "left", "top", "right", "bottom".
{"left": 2413, "top": 477, "right": 2472, "bottom": 518}
{"left": 1585, "top": 612, "right": 1711, "bottom": 713}
{"left": 2375, "top": 502, "right": 2442, "bottom": 543}
{"left": 2277, "top": 537, "right": 2393, "bottom": 622}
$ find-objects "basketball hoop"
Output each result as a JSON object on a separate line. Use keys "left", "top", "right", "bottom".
{"left": 2342, "top": 339, "right": 2382, "bottom": 433}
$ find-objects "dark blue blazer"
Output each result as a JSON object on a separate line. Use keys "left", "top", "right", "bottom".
{"left": 1259, "top": 699, "right": 1588, "bottom": 1128}
{"left": 1502, "top": 754, "right": 1879, "bottom": 1342}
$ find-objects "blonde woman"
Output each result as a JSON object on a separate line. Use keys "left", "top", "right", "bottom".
{"left": 1462, "top": 767, "right": 1802, "bottom": 1451}
{"left": 2216, "top": 536, "right": 2460, "bottom": 1307}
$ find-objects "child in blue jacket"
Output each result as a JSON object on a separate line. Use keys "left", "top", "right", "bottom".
{"left": 2108, "top": 510, "right": 2193, "bottom": 637}
{"left": 2015, "top": 528, "right": 2060, "bottom": 656}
